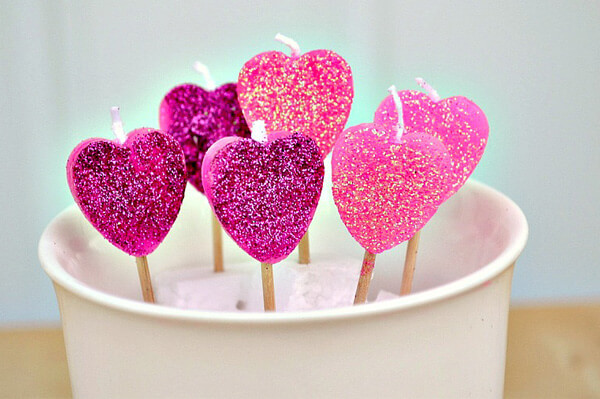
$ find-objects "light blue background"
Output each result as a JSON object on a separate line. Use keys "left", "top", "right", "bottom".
{"left": 1, "top": 1, "right": 599, "bottom": 325}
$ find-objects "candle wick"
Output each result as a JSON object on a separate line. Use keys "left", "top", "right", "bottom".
{"left": 387, "top": 85, "right": 405, "bottom": 140}
{"left": 415, "top": 77, "right": 441, "bottom": 103}
{"left": 274, "top": 33, "right": 301, "bottom": 58}
{"left": 251, "top": 120, "right": 268, "bottom": 143}
{"left": 110, "top": 107, "right": 127, "bottom": 144}
{"left": 194, "top": 61, "right": 217, "bottom": 91}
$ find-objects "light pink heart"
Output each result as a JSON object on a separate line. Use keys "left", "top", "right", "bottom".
{"left": 374, "top": 90, "right": 488, "bottom": 198}
{"left": 237, "top": 50, "right": 353, "bottom": 158}
{"left": 332, "top": 123, "right": 452, "bottom": 254}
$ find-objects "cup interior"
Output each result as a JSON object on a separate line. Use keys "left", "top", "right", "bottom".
{"left": 40, "top": 179, "right": 528, "bottom": 317}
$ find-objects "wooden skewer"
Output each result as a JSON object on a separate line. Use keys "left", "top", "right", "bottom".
{"left": 298, "top": 231, "right": 310, "bottom": 264}
{"left": 400, "top": 230, "right": 421, "bottom": 295}
{"left": 211, "top": 213, "right": 224, "bottom": 273}
{"left": 354, "top": 250, "right": 376, "bottom": 305}
{"left": 135, "top": 256, "right": 155, "bottom": 303}
{"left": 261, "top": 263, "right": 276, "bottom": 311}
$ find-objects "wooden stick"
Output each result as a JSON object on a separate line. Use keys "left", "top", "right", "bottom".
{"left": 400, "top": 230, "right": 421, "bottom": 295}
{"left": 135, "top": 256, "right": 155, "bottom": 303}
{"left": 261, "top": 263, "right": 276, "bottom": 311}
{"left": 211, "top": 213, "right": 224, "bottom": 273}
{"left": 354, "top": 250, "right": 376, "bottom": 305}
{"left": 298, "top": 231, "right": 310, "bottom": 264}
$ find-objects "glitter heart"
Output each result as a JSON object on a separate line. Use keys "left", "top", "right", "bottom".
{"left": 202, "top": 132, "right": 324, "bottom": 263}
{"left": 67, "top": 128, "right": 187, "bottom": 256}
{"left": 237, "top": 50, "right": 353, "bottom": 158}
{"left": 374, "top": 90, "right": 488, "bottom": 198}
{"left": 159, "top": 83, "right": 251, "bottom": 193}
{"left": 332, "top": 124, "right": 452, "bottom": 254}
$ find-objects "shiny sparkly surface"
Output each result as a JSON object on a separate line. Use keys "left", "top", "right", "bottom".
{"left": 360, "top": 252, "right": 376, "bottom": 276}
{"left": 202, "top": 132, "right": 324, "bottom": 263}
{"left": 374, "top": 90, "right": 488, "bottom": 198}
{"left": 67, "top": 128, "right": 187, "bottom": 256}
{"left": 159, "top": 83, "right": 251, "bottom": 193}
{"left": 237, "top": 50, "right": 353, "bottom": 158}
{"left": 332, "top": 124, "right": 452, "bottom": 254}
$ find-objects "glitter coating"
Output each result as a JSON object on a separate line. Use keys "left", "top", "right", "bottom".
{"left": 332, "top": 124, "right": 452, "bottom": 254}
{"left": 159, "top": 83, "right": 251, "bottom": 193}
{"left": 202, "top": 132, "right": 324, "bottom": 263}
{"left": 67, "top": 128, "right": 187, "bottom": 256}
{"left": 360, "top": 252, "right": 376, "bottom": 276}
{"left": 374, "top": 90, "right": 488, "bottom": 198}
{"left": 237, "top": 50, "right": 353, "bottom": 158}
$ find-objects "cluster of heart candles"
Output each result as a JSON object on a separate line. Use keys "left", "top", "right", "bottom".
{"left": 67, "top": 33, "right": 488, "bottom": 311}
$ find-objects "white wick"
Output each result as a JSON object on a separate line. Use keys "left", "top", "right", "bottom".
{"left": 193, "top": 61, "right": 217, "bottom": 91}
{"left": 251, "top": 120, "right": 268, "bottom": 143}
{"left": 110, "top": 106, "right": 127, "bottom": 144}
{"left": 387, "top": 85, "right": 405, "bottom": 140}
{"left": 274, "top": 33, "right": 301, "bottom": 58}
{"left": 415, "top": 77, "right": 441, "bottom": 103}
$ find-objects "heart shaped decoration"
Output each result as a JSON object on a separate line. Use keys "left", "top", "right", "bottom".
{"left": 332, "top": 124, "right": 452, "bottom": 254}
{"left": 202, "top": 132, "right": 324, "bottom": 263}
{"left": 237, "top": 50, "right": 353, "bottom": 158}
{"left": 67, "top": 128, "right": 187, "bottom": 256}
{"left": 374, "top": 89, "right": 488, "bottom": 198}
{"left": 159, "top": 83, "right": 251, "bottom": 193}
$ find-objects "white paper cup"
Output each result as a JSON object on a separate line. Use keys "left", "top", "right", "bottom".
{"left": 39, "top": 180, "right": 527, "bottom": 399}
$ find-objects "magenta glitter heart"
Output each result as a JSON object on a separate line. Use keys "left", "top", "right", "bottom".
{"left": 202, "top": 132, "right": 324, "bottom": 263}
{"left": 67, "top": 128, "right": 187, "bottom": 257}
{"left": 159, "top": 83, "right": 251, "bottom": 193}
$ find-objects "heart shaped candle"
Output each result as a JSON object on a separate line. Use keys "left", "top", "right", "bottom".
{"left": 237, "top": 34, "right": 353, "bottom": 158}
{"left": 202, "top": 131, "right": 324, "bottom": 264}
{"left": 332, "top": 124, "right": 452, "bottom": 255}
{"left": 159, "top": 63, "right": 251, "bottom": 193}
{"left": 374, "top": 79, "right": 488, "bottom": 198}
{"left": 67, "top": 127, "right": 187, "bottom": 257}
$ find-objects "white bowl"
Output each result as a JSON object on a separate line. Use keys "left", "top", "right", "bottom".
{"left": 39, "top": 180, "right": 527, "bottom": 399}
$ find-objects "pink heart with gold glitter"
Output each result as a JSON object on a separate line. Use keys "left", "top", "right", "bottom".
{"left": 67, "top": 128, "right": 187, "bottom": 256}
{"left": 374, "top": 90, "right": 488, "bottom": 198}
{"left": 202, "top": 132, "right": 324, "bottom": 263}
{"left": 332, "top": 124, "right": 452, "bottom": 254}
{"left": 237, "top": 50, "right": 353, "bottom": 158}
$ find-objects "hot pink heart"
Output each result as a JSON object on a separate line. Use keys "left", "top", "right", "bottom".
{"left": 67, "top": 128, "right": 187, "bottom": 256}
{"left": 374, "top": 89, "right": 488, "bottom": 198}
{"left": 202, "top": 132, "right": 324, "bottom": 263}
{"left": 332, "top": 124, "right": 452, "bottom": 254}
{"left": 237, "top": 50, "right": 353, "bottom": 158}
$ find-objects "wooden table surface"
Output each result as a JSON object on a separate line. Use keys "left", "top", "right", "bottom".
{"left": 1, "top": 304, "right": 599, "bottom": 399}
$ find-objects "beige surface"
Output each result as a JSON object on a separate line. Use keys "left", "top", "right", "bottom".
{"left": 1, "top": 304, "right": 598, "bottom": 399}
{"left": 505, "top": 304, "right": 600, "bottom": 399}
{"left": 0, "top": 328, "right": 71, "bottom": 399}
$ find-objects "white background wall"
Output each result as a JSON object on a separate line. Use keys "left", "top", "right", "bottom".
{"left": 1, "top": 1, "right": 599, "bottom": 325}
